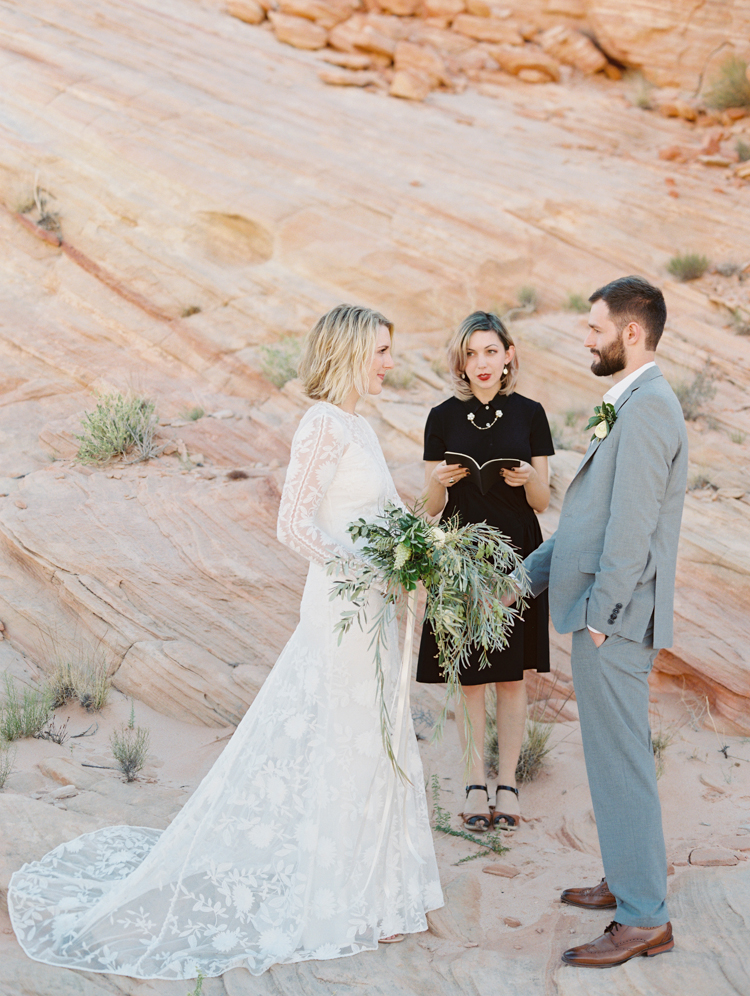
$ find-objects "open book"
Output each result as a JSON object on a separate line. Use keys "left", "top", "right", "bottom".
{"left": 445, "top": 452, "right": 521, "bottom": 496}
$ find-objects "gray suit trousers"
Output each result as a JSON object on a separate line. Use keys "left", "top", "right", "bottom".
{"left": 571, "top": 629, "right": 668, "bottom": 927}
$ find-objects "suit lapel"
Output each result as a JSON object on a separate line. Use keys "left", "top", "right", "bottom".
{"left": 570, "top": 367, "right": 663, "bottom": 483}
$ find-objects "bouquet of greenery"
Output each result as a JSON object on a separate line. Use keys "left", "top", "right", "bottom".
{"left": 328, "top": 503, "right": 528, "bottom": 771}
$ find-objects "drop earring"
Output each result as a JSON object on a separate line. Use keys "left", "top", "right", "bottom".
{"left": 503, "top": 366, "right": 508, "bottom": 375}
{"left": 462, "top": 372, "right": 467, "bottom": 380}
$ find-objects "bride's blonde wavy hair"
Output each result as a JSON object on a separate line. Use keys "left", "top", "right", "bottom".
{"left": 448, "top": 311, "right": 519, "bottom": 400}
{"left": 299, "top": 304, "right": 393, "bottom": 406}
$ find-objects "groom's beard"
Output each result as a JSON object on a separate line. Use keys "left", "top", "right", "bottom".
{"left": 590, "top": 332, "right": 626, "bottom": 377}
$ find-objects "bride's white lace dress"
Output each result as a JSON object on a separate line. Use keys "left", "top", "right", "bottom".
{"left": 7, "top": 402, "right": 443, "bottom": 980}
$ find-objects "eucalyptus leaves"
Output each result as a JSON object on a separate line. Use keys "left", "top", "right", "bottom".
{"left": 328, "top": 504, "right": 528, "bottom": 770}
{"left": 586, "top": 401, "right": 617, "bottom": 441}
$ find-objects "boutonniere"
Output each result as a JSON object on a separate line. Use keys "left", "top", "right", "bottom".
{"left": 585, "top": 402, "right": 617, "bottom": 441}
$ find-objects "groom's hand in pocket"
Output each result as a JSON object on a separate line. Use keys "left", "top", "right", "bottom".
{"left": 588, "top": 627, "right": 606, "bottom": 648}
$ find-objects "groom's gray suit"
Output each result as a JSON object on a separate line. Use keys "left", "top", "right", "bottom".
{"left": 524, "top": 365, "right": 687, "bottom": 927}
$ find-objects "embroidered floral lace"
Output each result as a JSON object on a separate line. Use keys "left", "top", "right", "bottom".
{"left": 8, "top": 402, "right": 443, "bottom": 979}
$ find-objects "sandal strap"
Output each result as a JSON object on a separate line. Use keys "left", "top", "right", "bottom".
{"left": 496, "top": 784, "right": 519, "bottom": 798}
{"left": 465, "top": 784, "right": 488, "bottom": 796}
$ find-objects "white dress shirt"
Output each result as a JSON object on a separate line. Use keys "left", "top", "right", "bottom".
{"left": 588, "top": 361, "right": 658, "bottom": 635}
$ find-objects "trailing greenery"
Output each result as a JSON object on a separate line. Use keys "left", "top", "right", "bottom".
{"left": 110, "top": 723, "right": 150, "bottom": 782}
{"left": 667, "top": 252, "right": 710, "bottom": 282}
{"left": 75, "top": 392, "right": 160, "bottom": 465}
{"left": 186, "top": 971, "right": 205, "bottom": 996}
{"left": 672, "top": 361, "right": 717, "bottom": 420}
{"left": 259, "top": 336, "right": 301, "bottom": 389}
{"left": 704, "top": 55, "right": 750, "bottom": 111}
{"left": 0, "top": 674, "right": 53, "bottom": 741}
{"left": 48, "top": 658, "right": 111, "bottom": 712}
{"left": 330, "top": 505, "right": 527, "bottom": 772}
{"left": 430, "top": 775, "right": 508, "bottom": 863}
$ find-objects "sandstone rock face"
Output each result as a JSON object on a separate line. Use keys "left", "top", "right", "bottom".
{"left": 390, "top": 68, "right": 434, "bottom": 100}
{"left": 538, "top": 24, "right": 607, "bottom": 74}
{"left": 488, "top": 44, "right": 561, "bottom": 80}
{"left": 226, "top": 0, "right": 265, "bottom": 25}
{"left": 452, "top": 13, "right": 524, "bottom": 44}
{"left": 394, "top": 41, "right": 449, "bottom": 86}
{"left": 277, "top": 0, "right": 356, "bottom": 29}
{"left": 269, "top": 10, "right": 329, "bottom": 48}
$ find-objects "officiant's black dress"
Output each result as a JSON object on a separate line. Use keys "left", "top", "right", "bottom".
{"left": 416, "top": 392, "right": 554, "bottom": 685}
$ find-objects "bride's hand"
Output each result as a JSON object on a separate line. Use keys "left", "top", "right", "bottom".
{"left": 433, "top": 461, "right": 468, "bottom": 488}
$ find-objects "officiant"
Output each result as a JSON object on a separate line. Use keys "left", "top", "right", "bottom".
{"left": 416, "top": 311, "right": 554, "bottom": 833}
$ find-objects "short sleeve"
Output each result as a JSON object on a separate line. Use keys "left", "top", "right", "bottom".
{"left": 423, "top": 406, "right": 446, "bottom": 461}
{"left": 529, "top": 403, "right": 555, "bottom": 457}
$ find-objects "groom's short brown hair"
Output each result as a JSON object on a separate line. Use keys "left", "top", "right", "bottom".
{"left": 589, "top": 276, "right": 666, "bottom": 350}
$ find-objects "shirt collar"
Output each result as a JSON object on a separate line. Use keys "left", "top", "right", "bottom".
{"left": 603, "top": 361, "right": 657, "bottom": 405}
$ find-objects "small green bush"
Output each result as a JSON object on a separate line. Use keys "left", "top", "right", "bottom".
{"left": 705, "top": 55, "right": 750, "bottom": 111}
{"left": 564, "top": 292, "right": 589, "bottom": 313}
{"left": 76, "top": 393, "right": 159, "bottom": 465}
{"left": 672, "top": 361, "right": 717, "bottom": 420}
{"left": 384, "top": 366, "right": 415, "bottom": 389}
{"left": 0, "top": 739, "right": 16, "bottom": 789}
{"left": 110, "top": 723, "right": 150, "bottom": 782}
{"left": 181, "top": 406, "right": 205, "bottom": 421}
{"left": 689, "top": 471, "right": 713, "bottom": 491}
{"left": 667, "top": 252, "right": 710, "bottom": 282}
{"left": 180, "top": 305, "right": 201, "bottom": 318}
{"left": 737, "top": 139, "right": 750, "bottom": 163}
{"left": 259, "top": 337, "right": 301, "bottom": 389}
{"left": 0, "top": 674, "right": 53, "bottom": 741}
{"left": 731, "top": 308, "right": 750, "bottom": 336}
{"left": 518, "top": 285, "right": 539, "bottom": 311}
{"left": 48, "top": 659, "right": 111, "bottom": 712}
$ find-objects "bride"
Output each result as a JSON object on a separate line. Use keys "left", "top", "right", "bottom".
{"left": 8, "top": 304, "right": 443, "bottom": 980}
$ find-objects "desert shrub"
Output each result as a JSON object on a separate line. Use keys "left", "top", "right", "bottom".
{"left": 517, "top": 285, "right": 539, "bottom": 311}
{"left": 737, "top": 139, "right": 750, "bottom": 163}
{"left": 0, "top": 674, "right": 53, "bottom": 741}
{"left": 180, "top": 305, "right": 201, "bottom": 318}
{"left": 181, "top": 406, "right": 205, "bottom": 421}
{"left": 672, "top": 361, "right": 717, "bottom": 420}
{"left": 688, "top": 470, "right": 714, "bottom": 491}
{"left": 651, "top": 722, "right": 678, "bottom": 780}
{"left": 186, "top": 972, "right": 205, "bottom": 996}
{"left": 515, "top": 716, "right": 554, "bottom": 783}
{"left": 35, "top": 716, "right": 69, "bottom": 745}
{"left": 0, "top": 739, "right": 16, "bottom": 788}
{"left": 76, "top": 392, "right": 159, "bottom": 465}
{"left": 704, "top": 55, "right": 750, "bottom": 111}
{"left": 384, "top": 366, "right": 415, "bottom": 389}
{"left": 730, "top": 430, "right": 747, "bottom": 445}
{"left": 731, "top": 308, "right": 750, "bottom": 336}
{"left": 110, "top": 723, "right": 150, "bottom": 781}
{"left": 564, "top": 292, "right": 589, "bottom": 313}
{"left": 667, "top": 252, "right": 710, "bottom": 282}
{"left": 259, "top": 336, "right": 301, "bottom": 388}
{"left": 48, "top": 658, "right": 111, "bottom": 712}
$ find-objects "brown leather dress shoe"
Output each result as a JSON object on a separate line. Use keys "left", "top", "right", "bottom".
{"left": 560, "top": 877, "right": 617, "bottom": 910}
{"left": 562, "top": 920, "right": 674, "bottom": 968}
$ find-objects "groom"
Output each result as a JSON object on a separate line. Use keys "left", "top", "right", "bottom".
{"left": 522, "top": 276, "right": 688, "bottom": 967}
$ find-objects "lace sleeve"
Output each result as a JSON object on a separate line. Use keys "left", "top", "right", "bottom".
{"left": 277, "top": 407, "right": 356, "bottom": 569}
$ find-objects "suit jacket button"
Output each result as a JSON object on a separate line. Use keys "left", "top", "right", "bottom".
{"left": 615, "top": 602, "right": 623, "bottom": 608}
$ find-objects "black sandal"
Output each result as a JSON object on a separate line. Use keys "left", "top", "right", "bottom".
{"left": 461, "top": 784, "right": 491, "bottom": 833}
{"left": 493, "top": 784, "right": 520, "bottom": 831}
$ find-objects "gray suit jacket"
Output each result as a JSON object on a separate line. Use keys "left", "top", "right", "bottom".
{"left": 524, "top": 366, "right": 688, "bottom": 649}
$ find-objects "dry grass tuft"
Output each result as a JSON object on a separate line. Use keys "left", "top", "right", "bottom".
{"left": 0, "top": 738, "right": 16, "bottom": 789}
{"left": 48, "top": 658, "right": 111, "bottom": 712}
{"left": 704, "top": 55, "right": 750, "bottom": 111}
{"left": 259, "top": 336, "right": 301, "bottom": 388}
{"left": 672, "top": 360, "right": 717, "bottom": 420}
{"left": 76, "top": 392, "right": 160, "bottom": 465}
{"left": 110, "top": 723, "right": 150, "bottom": 782}
{"left": 0, "top": 674, "right": 53, "bottom": 741}
{"left": 667, "top": 252, "right": 710, "bottom": 282}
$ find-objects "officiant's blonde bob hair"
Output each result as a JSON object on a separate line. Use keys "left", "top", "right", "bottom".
{"left": 448, "top": 311, "right": 519, "bottom": 400}
{"left": 299, "top": 304, "right": 393, "bottom": 406}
